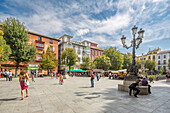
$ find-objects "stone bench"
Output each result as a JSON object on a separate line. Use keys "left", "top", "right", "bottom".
{"left": 118, "top": 84, "right": 148, "bottom": 95}
{"left": 166, "top": 79, "right": 170, "bottom": 82}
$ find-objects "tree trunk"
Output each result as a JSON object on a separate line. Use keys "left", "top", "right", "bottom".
{"left": 48, "top": 69, "right": 49, "bottom": 76}
{"left": 69, "top": 66, "right": 71, "bottom": 76}
{"left": 15, "top": 62, "right": 19, "bottom": 77}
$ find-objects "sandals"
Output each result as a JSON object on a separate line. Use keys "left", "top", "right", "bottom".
{"left": 21, "top": 97, "right": 24, "bottom": 100}
{"left": 26, "top": 95, "right": 29, "bottom": 97}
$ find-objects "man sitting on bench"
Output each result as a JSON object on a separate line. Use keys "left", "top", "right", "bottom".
{"left": 129, "top": 79, "right": 140, "bottom": 97}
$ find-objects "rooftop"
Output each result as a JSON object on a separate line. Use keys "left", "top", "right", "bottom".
{"left": 28, "top": 31, "right": 60, "bottom": 41}
{"left": 158, "top": 50, "right": 170, "bottom": 54}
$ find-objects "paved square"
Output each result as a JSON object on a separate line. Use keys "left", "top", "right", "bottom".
{"left": 0, "top": 77, "right": 170, "bottom": 113}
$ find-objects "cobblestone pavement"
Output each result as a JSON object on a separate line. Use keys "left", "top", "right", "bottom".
{"left": 0, "top": 77, "right": 170, "bottom": 113}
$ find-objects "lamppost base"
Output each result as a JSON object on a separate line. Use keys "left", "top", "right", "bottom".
{"left": 63, "top": 74, "right": 69, "bottom": 79}
{"left": 124, "top": 75, "right": 138, "bottom": 81}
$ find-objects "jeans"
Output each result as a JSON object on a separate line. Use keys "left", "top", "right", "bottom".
{"left": 129, "top": 87, "right": 140, "bottom": 96}
{"left": 91, "top": 80, "right": 94, "bottom": 87}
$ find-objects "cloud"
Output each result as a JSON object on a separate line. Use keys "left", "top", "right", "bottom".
{"left": 0, "top": 0, "right": 169, "bottom": 51}
{"left": 76, "top": 29, "right": 90, "bottom": 36}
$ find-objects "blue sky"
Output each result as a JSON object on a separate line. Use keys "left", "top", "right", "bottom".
{"left": 0, "top": 0, "right": 170, "bottom": 55}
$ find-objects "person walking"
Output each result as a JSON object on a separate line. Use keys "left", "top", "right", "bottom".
{"left": 5, "top": 70, "right": 9, "bottom": 81}
{"left": 90, "top": 72, "right": 94, "bottom": 87}
{"left": 59, "top": 74, "right": 63, "bottom": 85}
{"left": 19, "top": 71, "right": 30, "bottom": 100}
{"left": 51, "top": 72, "right": 53, "bottom": 79}
{"left": 129, "top": 79, "right": 140, "bottom": 97}
{"left": 9, "top": 70, "right": 13, "bottom": 81}
{"left": 31, "top": 72, "right": 35, "bottom": 82}
{"left": 109, "top": 72, "right": 112, "bottom": 79}
{"left": 96, "top": 73, "right": 100, "bottom": 81}
{"left": 142, "top": 77, "right": 151, "bottom": 94}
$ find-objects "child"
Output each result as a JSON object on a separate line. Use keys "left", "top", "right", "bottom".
{"left": 59, "top": 74, "right": 63, "bottom": 85}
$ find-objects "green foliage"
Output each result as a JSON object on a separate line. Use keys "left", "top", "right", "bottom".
{"left": 144, "top": 59, "right": 156, "bottom": 71}
{"left": 2, "top": 17, "right": 37, "bottom": 75}
{"left": 158, "top": 66, "right": 164, "bottom": 73}
{"left": 136, "top": 59, "right": 141, "bottom": 69}
{"left": 103, "top": 47, "right": 123, "bottom": 70}
{"left": 149, "top": 75, "right": 155, "bottom": 79}
{"left": 122, "top": 53, "right": 132, "bottom": 69}
{"left": 168, "top": 59, "right": 170, "bottom": 70}
{"left": 80, "top": 57, "right": 91, "bottom": 70}
{"left": 40, "top": 47, "right": 58, "bottom": 75}
{"left": 0, "top": 31, "right": 11, "bottom": 63}
{"left": 61, "top": 48, "right": 78, "bottom": 74}
{"left": 94, "top": 55, "right": 111, "bottom": 70}
{"left": 89, "top": 61, "right": 95, "bottom": 70}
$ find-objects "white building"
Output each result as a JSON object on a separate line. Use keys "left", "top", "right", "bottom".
{"left": 58, "top": 34, "right": 90, "bottom": 70}
{"left": 156, "top": 50, "right": 170, "bottom": 71}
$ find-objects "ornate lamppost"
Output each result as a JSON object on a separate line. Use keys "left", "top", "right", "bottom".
{"left": 63, "top": 57, "right": 69, "bottom": 79}
{"left": 121, "top": 25, "right": 144, "bottom": 81}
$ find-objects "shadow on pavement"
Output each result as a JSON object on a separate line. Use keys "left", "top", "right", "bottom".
{"left": 79, "top": 86, "right": 91, "bottom": 88}
{"left": 0, "top": 98, "right": 18, "bottom": 101}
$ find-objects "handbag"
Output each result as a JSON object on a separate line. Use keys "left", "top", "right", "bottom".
{"left": 24, "top": 80, "right": 29, "bottom": 86}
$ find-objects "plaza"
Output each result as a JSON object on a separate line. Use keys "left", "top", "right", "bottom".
{"left": 0, "top": 77, "right": 170, "bottom": 113}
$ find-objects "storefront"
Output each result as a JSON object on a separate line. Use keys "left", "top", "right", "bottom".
{"left": 27, "top": 64, "right": 39, "bottom": 76}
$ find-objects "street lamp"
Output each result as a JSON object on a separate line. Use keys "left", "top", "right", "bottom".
{"left": 63, "top": 57, "right": 69, "bottom": 79}
{"left": 121, "top": 25, "right": 144, "bottom": 81}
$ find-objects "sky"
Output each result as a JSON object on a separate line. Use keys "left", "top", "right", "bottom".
{"left": 0, "top": 0, "right": 170, "bottom": 55}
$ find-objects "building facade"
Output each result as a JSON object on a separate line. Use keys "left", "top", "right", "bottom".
{"left": 146, "top": 48, "right": 161, "bottom": 61}
{"left": 58, "top": 35, "right": 103, "bottom": 70}
{"left": 90, "top": 42, "right": 104, "bottom": 61}
{"left": 0, "top": 23, "right": 60, "bottom": 75}
{"left": 156, "top": 50, "right": 170, "bottom": 71}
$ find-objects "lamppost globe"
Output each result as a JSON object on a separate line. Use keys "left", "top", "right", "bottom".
{"left": 121, "top": 35, "right": 126, "bottom": 45}
{"left": 132, "top": 25, "right": 138, "bottom": 35}
{"left": 136, "top": 36, "right": 141, "bottom": 46}
{"left": 138, "top": 28, "right": 144, "bottom": 38}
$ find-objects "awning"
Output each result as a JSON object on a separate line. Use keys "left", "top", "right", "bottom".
{"left": 67, "top": 70, "right": 86, "bottom": 72}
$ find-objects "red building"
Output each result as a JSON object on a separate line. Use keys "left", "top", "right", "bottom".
{"left": 90, "top": 42, "right": 104, "bottom": 61}
{"left": 0, "top": 23, "right": 60, "bottom": 75}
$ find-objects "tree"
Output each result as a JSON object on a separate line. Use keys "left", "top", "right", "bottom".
{"left": 103, "top": 47, "right": 123, "bottom": 70}
{"left": 61, "top": 48, "right": 78, "bottom": 75}
{"left": 40, "top": 47, "right": 58, "bottom": 76}
{"left": 80, "top": 57, "right": 91, "bottom": 70}
{"left": 0, "top": 31, "right": 11, "bottom": 63}
{"left": 94, "top": 55, "right": 111, "bottom": 70}
{"left": 2, "top": 17, "right": 37, "bottom": 76}
{"left": 122, "top": 53, "right": 132, "bottom": 69}
{"left": 168, "top": 58, "right": 170, "bottom": 70}
{"left": 136, "top": 59, "right": 141, "bottom": 69}
{"left": 89, "top": 61, "right": 95, "bottom": 70}
{"left": 144, "top": 59, "right": 156, "bottom": 71}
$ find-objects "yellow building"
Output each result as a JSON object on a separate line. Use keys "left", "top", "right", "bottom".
{"left": 146, "top": 48, "right": 161, "bottom": 62}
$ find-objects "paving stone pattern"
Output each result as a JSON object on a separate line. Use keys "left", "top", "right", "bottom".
{"left": 0, "top": 77, "right": 170, "bottom": 113}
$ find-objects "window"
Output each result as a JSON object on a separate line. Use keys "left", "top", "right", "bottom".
{"left": 158, "top": 56, "right": 160, "bottom": 59}
{"left": 36, "top": 43, "right": 44, "bottom": 47}
{"left": 163, "top": 60, "right": 166, "bottom": 64}
{"left": 163, "top": 66, "right": 166, "bottom": 71}
{"left": 38, "top": 37, "right": 42, "bottom": 41}
{"left": 100, "top": 51, "right": 102, "bottom": 56}
{"left": 158, "top": 66, "right": 161, "bottom": 70}
{"left": 50, "top": 47, "right": 53, "bottom": 51}
{"left": 78, "top": 57, "right": 80, "bottom": 62}
{"left": 38, "top": 54, "right": 42, "bottom": 60}
{"left": 94, "top": 50, "right": 96, "bottom": 56}
{"left": 153, "top": 55, "right": 155, "bottom": 59}
{"left": 164, "top": 55, "right": 166, "bottom": 58}
{"left": 37, "top": 47, "right": 44, "bottom": 50}
{"left": 50, "top": 40, "right": 53, "bottom": 44}
{"left": 78, "top": 47, "right": 80, "bottom": 54}
{"left": 148, "top": 56, "right": 151, "bottom": 59}
{"left": 91, "top": 50, "right": 92, "bottom": 54}
{"left": 97, "top": 51, "right": 98, "bottom": 56}
{"left": 158, "top": 61, "right": 160, "bottom": 65}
